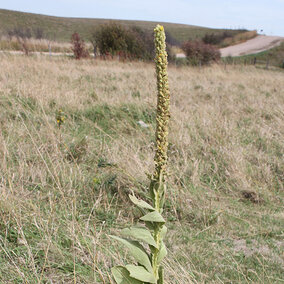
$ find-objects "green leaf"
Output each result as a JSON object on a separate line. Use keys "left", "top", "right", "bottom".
{"left": 129, "top": 195, "right": 155, "bottom": 211}
{"left": 121, "top": 227, "right": 158, "bottom": 248}
{"left": 126, "top": 264, "right": 156, "bottom": 283}
{"left": 145, "top": 222, "right": 155, "bottom": 231}
{"left": 110, "top": 235, "right": 153, "bottom": 273}
{"left": 157, "top": 242, "right": 167, "bottom": 264}
{"left": 111, "top": 266, "right": 143, "bottom": 284}
{"left": 161, "top": 225, "right": 167, "bottom": 239}
{"left": 140, "top": 211, "right": 165, "bottom": 223}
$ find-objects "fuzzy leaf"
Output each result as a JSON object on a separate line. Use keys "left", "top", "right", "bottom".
{"left": 129, "top": 195, "right": 155, "bottom": 211}
{"left": 110, "top": 235, "right": 153, "bottom": 273}
{"left": 126, "top": 264, "right": 156, "bottom": 283}
{"left": 161, "top": 225, "right": 167, "bottom": 239}
{"left": 111, "top": 266, "right": 143, "bottom": 284}
{"left": 140, "top": 211, "right": 165, "bottom": 223}
{"left": 157, "top": 242, "right": 167, "bottom": 264}
{"left": 121, "top": 227, "right": 158, "bottom": 248}
{"left": 145, "top": 222, "right": 155, "bottom": 231}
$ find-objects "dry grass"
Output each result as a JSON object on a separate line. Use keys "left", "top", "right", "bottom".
{"left": 0, "top": 36, "right": 92, "bottom": 54}
{"left": 0, "top": 54, "right": 283, "bottom": 283}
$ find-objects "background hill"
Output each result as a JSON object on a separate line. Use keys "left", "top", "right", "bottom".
{"left": 0, "top": 8, "right": 246, "bottom": 44}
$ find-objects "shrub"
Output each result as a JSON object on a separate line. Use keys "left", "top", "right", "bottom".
{"left": 92, "top": 23, "right": 176, "bottom": 62}
{"left": 182, "top": 40, "right": 220, "bottom": 65}
{"left": 125, "top": 26, "right": 155, "bottom": 60}
{"left": 202, "top": 30, "right": 257, "bottom": 47}
{"left": 71, "top": 32, "right": 89, "bottom": 59}
{"left": 92, "top": 23, "right": 155, "bottom": 60}
{"left": 202, "top": 31, "right": 234, "bottom": 45}
{"left": 92, "top": 24, "right": 128, "bottom": 57}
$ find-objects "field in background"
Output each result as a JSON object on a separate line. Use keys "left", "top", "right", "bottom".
{"left": 0, "top": 54, "right": 283, "bottom": 283}
{"left": 0, "top": 9, "right": 246, "bottom": 44}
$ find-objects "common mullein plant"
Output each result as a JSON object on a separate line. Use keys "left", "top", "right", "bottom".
{"left": 56, "top": 109, "right": 65, "bottom": 128}
{"left": 111, "top": 25, "right": 170, "bottom": 284}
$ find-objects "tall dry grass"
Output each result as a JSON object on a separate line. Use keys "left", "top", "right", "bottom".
{"left": 0, "top": 36, "right": 93, "bottom": 53}
{"left": 0, "top": 54, "right": 283, "bottom": 283}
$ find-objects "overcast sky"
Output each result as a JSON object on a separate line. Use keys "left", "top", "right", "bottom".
{"left": 0, "top": 0, "right": 283, "bottom": 36}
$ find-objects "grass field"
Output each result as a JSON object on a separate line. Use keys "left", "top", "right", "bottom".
{"left": 0, "top": 9, "right": 246, "bottom": 44}
{"left": 0, "top": 54, "right": 283, "bottom": 283}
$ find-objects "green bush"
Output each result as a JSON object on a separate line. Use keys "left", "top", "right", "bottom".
{"left": 91, "top": 23, "right": 178, "bottom": 62}
{"left": 126, "top": 26, "right": 155, "bottom": 60}
{"left": 202, "top": 31, "right": 234, "bottom": 45}
{"left": 91, "top": 23, "right": 154, "bottom": 60}
{"left": 93, "top": 23, "right": 127, "bottom": 56}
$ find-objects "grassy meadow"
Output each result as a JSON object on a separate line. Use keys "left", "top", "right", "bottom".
{"left": 0, "top": 54, "right": 283, "bottom": 283}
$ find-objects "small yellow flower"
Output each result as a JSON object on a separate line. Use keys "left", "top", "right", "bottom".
{"left": 56, "top": 109, "right": 65, "bottom": 128}
{"left": 93, "top": 177, "right": 100, "bottom": 184}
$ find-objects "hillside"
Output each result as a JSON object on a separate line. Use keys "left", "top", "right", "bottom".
{"left": 0, "top": 54, "right": 283, "bottom": 283}
{"left": 0, "top": 9, "right": 245, "bottom": 44}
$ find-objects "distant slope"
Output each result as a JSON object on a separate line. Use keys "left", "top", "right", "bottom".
{"left": 0, "top": 9, "right": 245, "bottom": 44}
{"left": 220, "top": 35, "right": 284, "bottom": 57}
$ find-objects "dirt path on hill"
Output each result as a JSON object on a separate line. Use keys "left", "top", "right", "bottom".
{"left": 220, "top": 35, "right": 284, "bottom": 57}
{"left": 176, "top": 35, "right": 284, "bottom": 58}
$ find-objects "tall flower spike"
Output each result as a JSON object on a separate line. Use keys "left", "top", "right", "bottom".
{"left": 154, "top": 25, "right": 170, "bottom": 180}
{"left": 111, "top": 25, "right": 170, "bottom": 284}
{"left": 150, "top": 25, "right": 170, "bottom": 211}
{"left": 149, "top": 24, "right": 170, "bottom": 283}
